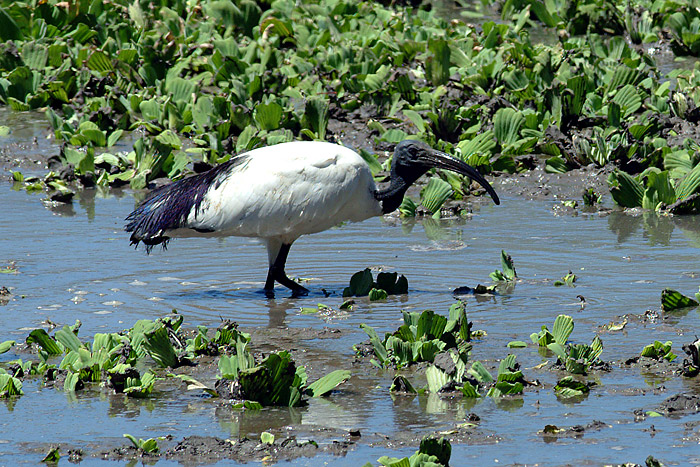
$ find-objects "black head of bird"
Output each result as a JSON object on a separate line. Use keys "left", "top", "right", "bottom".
{"left": 375, "top": 140, "right": 500, "bottom": 214}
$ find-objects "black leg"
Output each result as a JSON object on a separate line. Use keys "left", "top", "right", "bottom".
{"left": 264, "top": 243, "right": 309, "bottom": 297}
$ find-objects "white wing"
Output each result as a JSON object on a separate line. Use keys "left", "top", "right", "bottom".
{"left": 175, "top": 141, "right": 382, "bottom": 243}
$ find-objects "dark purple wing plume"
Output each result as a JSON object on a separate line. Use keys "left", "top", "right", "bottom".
{"left": 125, "top": 155, "right": 248, "bottom": 253}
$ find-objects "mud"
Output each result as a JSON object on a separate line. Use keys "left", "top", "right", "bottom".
{"left": 540, "top": 420, "right": 610, "bottom": 441}
{"left": 100, "top": 435, "right": 353, "bottom": 464}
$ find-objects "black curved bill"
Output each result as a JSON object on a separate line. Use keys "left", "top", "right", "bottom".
{"left": 420, "top": 150, "right": 500, "bottom": 205}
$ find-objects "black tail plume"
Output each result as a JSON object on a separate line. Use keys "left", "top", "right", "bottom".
{"left": 125, "top": 155, "right": 248, "bottom": 253}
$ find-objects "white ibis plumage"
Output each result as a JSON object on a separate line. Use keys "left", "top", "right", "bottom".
{"left": 125, "top": 140, "right": 500, "bottom": 297}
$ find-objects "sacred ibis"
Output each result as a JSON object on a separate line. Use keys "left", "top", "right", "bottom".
{"left": 125, "top": 140, "right": 500, "bottom": 297}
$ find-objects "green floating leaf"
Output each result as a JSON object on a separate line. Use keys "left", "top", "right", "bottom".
{"left": 260, "top": 431, "right": 275, "bottom": 445}
{"left": 305, "top": 369, "right": 351, "bottom": 397}
{"left": 302, "top": 98, "right": 329, "bottom": 140}
{"left": 0, "top": 340, "right": 15, "bottom": 354}
{"left": 641, "top": 341, "right": 676, "bottom": 362}
{"left": 41, "top": 447, "right": 60, "bottom": 463}
{"left": 552, "top": 314, "right": 574, "bottom": 346}
{"left": 390, "top": 375, "right": 417, "bottom": 394}
{"left": 368, "top": 288, "right": 388, "bottom": 301}
{"left": 420, "top": 177, "right": 453, "bottom": 215}
{"left": 554, "top": 375, "right": 591, "bottom": 398}
{"left": 418, "top": 436, "right": 451, "bottom": 466}
{"left": 661, "top": 289, "right": 699, "bottom": 311}
{"left": 142, "top": 326, "right": 179, "bottom": 368}
{"left": 507, "top": 341, "right": 527, "bottom": 348}
{"left": 490, "top": 250, "right": 516, "bottom": 282}
{"left": 343, "top": 269, "right": 373, "bottom": 297}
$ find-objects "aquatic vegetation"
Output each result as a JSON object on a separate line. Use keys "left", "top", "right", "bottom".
{"left": 426, "top": 353, "right": 526, "bottom": 398}
{"left": 531, "top": 314, "right": 603, "bottom": 374}
{"left": 217, "top": 350, "right": 351, "bottom": 407}
{"left": 640, "top": 341, "right": 677, "bottom": 362}
{"left": 123, "top": 434, "right": 160, "bottom": 454}
{"left": 554, "top": 375, "right": 594, "bottom": 399}
{"left": 490, "top": 250, "right": 517, "bottom": 282}
{"left": 553, "top": 271, "right": 577, "bottom": 287}
{"left": 0, "top": 370, "right": 23, "bottom": 397}
{"left": 41, "top": 447, "right": 60, "bottom": 463}
{"left": 0, "top": 340, "right": 14, "bottom": 354}
{"left": 531, "top": 314, "right": 574, "bottom": 348}
{"left": 661, "top": 288, "right": 699, "bottom": 311}
{"left": 343, "top": 269, "right": 408, "bottom": 299}
{"left": 358, "top": 304, "right": 472, "bottom": 369}
{"left": 369, "top": 435, "right": 451, "bottom": 467}
{"left": 608, "top": 165, "right": 700, "bottom": 212}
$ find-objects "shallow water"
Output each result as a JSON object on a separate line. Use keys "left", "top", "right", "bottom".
{"left": 1, "top": 171, "right": 700, "bottom": 465}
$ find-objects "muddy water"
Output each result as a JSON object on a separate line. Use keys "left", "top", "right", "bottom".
{"left": 1, "top": 168, "right": 700, "bottom": 465}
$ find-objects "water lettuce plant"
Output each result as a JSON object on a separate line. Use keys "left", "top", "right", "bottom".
{"left": 531, "top": 314, "right": 603, "bottom": 374}
{"left": 660, "top": 288, "right": 699, "bottom": 311}
{"left": 608, "top": 166, "right": 700, "bottom": 212}
{"left": 123, "top": 434, "right": 159, "bottom": 454}
{"left": 0, "top": 370, "right": 23, "bottom": 397}
{"left": 554, "top": 271, "right": 577, "bottom": 287}
{"left": 358, "top": 304, "right": 472, "bottom": 369}
{"left": 426, "top": 353, "right": 526, "bottom": 398}
{"left": 640, "top": 341, "right": 677, "bottom": 362}
{"left": 2, "top": 0, "right": 698, "bottom": 213}
{"left": 554, "top": 376, "right": 593, "bottom": 399}
{"left": 343, "top": 269, "right": 408, "bottom": 299}
{"left": 490, "top": 250, "right": 517, "bottom": 282}
{"left": 217, "top": 350, "right": 350, "bottom": 407}
{"left": 369, "top": 435, "right": 451, "bottom": 467}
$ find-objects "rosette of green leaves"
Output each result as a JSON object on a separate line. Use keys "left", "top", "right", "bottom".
{"left": 360, "top": 303, "right": 472, "bottom": 368}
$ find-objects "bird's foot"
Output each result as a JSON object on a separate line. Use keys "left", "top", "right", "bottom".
{"left": 290, "top": 286, "right": 309, "bottom": 298}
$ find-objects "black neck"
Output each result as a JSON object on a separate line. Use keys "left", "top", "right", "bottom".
{"left": 374, "top": 173, "right": 419, "bottom": 214}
